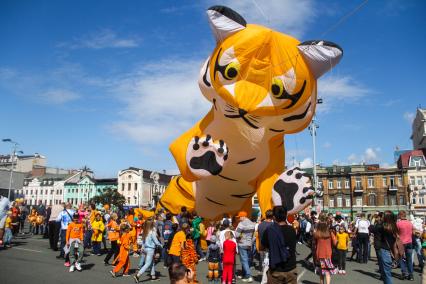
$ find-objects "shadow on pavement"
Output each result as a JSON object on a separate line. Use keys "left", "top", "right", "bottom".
{"left": 301, "top": 280, "right": 318, "bottom": 284}
{"left": 353, "top": 269, "right": 380, "bottom": 280}
{"left": 82, "top": 263, "right": 95, "bottom": 270}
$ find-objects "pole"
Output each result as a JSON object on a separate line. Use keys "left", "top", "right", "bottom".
{"left": 309, "top": 119, "right": 320, "bottom": 210}
{"left": 7, "top": 143, "right": 18, "bottom": 200}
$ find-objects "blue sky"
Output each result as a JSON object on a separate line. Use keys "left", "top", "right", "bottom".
{"left": 1, "top": 0, "right": 425, "bottom": 177}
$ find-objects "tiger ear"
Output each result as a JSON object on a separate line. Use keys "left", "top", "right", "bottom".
{"left": 298, "top": 40, "right": 343, "bottom": 79}
{"left": 206, "top": 6, "right": 247, "bottom": 43}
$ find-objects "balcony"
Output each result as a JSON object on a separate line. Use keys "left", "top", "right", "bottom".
{"left": 353, "top": 185, "right": 363, "bottom": 195}
{"left": 388, "top": 185, "right": 398, "bottom": 194}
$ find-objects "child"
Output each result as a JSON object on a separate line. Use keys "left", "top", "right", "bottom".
{"left": 28, "top": 208, "right": 38, "bottom": 235}
{"left": 104, "top": 213, "right": 120, "bottom": 265}
{"left": 91, "top": 213, "right": 105, "bottom": 256}
{"left": 336, "top": 226, "right": 349, "bottom": 275}
{"left": 111, "top": 224, "right": 131, "bottom": 277}
{"left": 222, "top": 231, "right": 237, "bottom": 284}
{"left": 67, "top": 213, "right": 85, "bottom": 272}
{"left": 3, "top": 211, "right": 17, "bottom": 248}
{"left": 206, "top": 235, "right": 220, "bottom": 283}
{"left": 314, "top": 214, "right": 338, "bottom": 284}
{"left": 181, "top": 232, "right": 199, "bottom": 283}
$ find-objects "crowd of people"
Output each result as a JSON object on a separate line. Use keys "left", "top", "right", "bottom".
{"left": 1, "top": 193, "right": 426, "bottom": 284}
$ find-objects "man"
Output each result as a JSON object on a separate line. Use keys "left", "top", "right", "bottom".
{"left": 49, "top": 202, "right": 64, "bottom": 250}
{"left": 56, "top": 202, "right": 75, "bottom": 266}
{"left": 257, "top": 210, "right": 274, "bottom": 284}
{"left": 36, "top": 200, "right": 46, "bottom": 235}
{"left": 191, "top": 211, "right": 205, "bottom": 260}
{"left": 169, "top": 223, "right": 189, "bottom": 264}
{"left": 261, "top": 206, "right": 297, "bottom": 284}
{"left": 0, "top": 195, "right": 11, "bottom": 246}
{"left": 397, "top": 210, "right": 414, "bottom": 281}
{"left": 235, "top": 211, "right": 255, "bottom": 282}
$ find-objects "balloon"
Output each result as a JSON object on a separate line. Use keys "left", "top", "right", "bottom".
{"left": 103, "top": 204, "right": 110, "bottom": 210}
{"left": 287, "top": 214, "right": 295, "bottom": 224}
{"left": 158, "top": 5, "right": 342, "bottom": 219}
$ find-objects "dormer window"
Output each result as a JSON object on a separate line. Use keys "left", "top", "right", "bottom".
{"left": 410, "top": 156, "right": 426, "bottom": 167}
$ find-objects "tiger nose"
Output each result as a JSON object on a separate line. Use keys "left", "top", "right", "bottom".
{"left": 238, "top": 108, "right": 247, "bottom": 116}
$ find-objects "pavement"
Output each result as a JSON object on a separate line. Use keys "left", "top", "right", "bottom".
{"left": 0, "top": 234, "right": 423, "bottom": 284}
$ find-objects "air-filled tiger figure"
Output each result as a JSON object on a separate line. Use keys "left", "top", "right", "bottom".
{"left": 158, "top": 5, "right": 343, "bottom": 219}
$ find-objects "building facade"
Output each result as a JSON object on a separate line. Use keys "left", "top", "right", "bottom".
{"left": 118, "top": 167, "right": 173, "bottom": 207}
{"left": 398, "top": 150, "right": 426, "bottom": 217}
{"left": 411, "top": 108, "right": 426, "bottom": 150}
{"left": 306, "top": 164, "right": 408, "bottom": 218}
{"left": 0, "top": 153, "right": 46, "bottom": 172}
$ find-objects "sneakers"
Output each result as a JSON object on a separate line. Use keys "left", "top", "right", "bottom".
{"left": 75, "top": 262, "right": 82, "bottom": 271}
{"left": 64, "top": 261, "right": 71, "bottom": 267}
{"left": 407, "top": 275, "right": 414, "bottom": 281}
{"left": 150, "top": 277, "right": 160, "bottom": 281}
{"left": 342, "top": 270, "right": 346, "bottom": 275}
{"left": 198, "top": 257, "right": 206, "bottom": 262}
{"left": 242, "top": 277, "right": 253, "bottom": 283}
{"left": 69, "top": 264, "right": 75, "bottom": 272}
{"left": 133, "top": 275, "right": 140, "bottom": 283}
{"left": 110, "top": 271, "right": 116, "bottom": 278}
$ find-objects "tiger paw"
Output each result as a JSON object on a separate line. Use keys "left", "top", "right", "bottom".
{"left": 186, "top": 135, "right": 228, "bottom": 178}
{"left": 272, "top": 167, "right": 317, "bottom": 214}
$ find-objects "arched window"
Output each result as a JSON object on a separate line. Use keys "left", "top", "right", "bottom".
{"left": 369, "top": 194, "right": 376, "bottom": 206}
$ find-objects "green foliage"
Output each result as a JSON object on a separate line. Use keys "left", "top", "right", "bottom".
{"left": 90, "top": 187, "right": 126, "bottom": 209}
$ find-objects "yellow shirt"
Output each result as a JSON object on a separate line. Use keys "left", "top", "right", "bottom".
{"left": 91, "top": 220, "right": 105, "bottom": 242}
{"left": 336, "top": 232, "right": 349, "bottom": 250}
{"left": 5, "top": 216, "right": 12, "bottom": 229}
{"left": 169, "top": 231, "right": 186, "bottom": 256}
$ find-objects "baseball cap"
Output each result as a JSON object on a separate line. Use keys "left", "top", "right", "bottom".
{"left": 237, "top": 211, "right": 247, "bottom": 218}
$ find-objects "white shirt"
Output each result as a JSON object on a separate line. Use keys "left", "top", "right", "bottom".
{"left": 356, "top": 219, "right": 370, "bottom": 234}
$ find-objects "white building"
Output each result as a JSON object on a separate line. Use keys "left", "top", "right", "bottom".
{"left": 411, "top": 108, "right": 426, "bottom": 150}
{"left": 118, "top": 167, "right": 173, "bottom": 207}
{"left": 20, "top": 174, "right": 72, "bottom": 206}
{"left": 0, "top": 153, "right": 46, "bottom": 173}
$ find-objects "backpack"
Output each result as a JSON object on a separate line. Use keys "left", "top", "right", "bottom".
{"left": 266, "top": 223, "right": 290, "bottom": 269}
{"left": 390, "top": 235, "right": 405, "bottom": 261}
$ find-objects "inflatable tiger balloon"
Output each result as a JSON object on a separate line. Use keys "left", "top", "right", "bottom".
{"left": 159, "top": 6, "right": 343, "bottom": 219}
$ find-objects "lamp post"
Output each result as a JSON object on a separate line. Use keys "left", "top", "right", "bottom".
{"left": 2, "top": 139, "right": 22, "bottom": 200}
{"left": 309, "top": 118, "right": 323, "bottom": 210}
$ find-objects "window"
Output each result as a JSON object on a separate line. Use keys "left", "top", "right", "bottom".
{"left": 45, "top": 190, "right": 48, "bottom": 195}
{"left": 135, "top": 183, "right": 138, "bottom": 191}
{"left": 316, "top": 199, "right": 323, "bottom": 208}
{"left": 368, "top": 178, "right": 374, "bottom": 188}
{"left": 417, "top": 177, "right": 423, "bottom": 185}
{"left": 420, "top": 196, "right": 425, "bottom": 205}
{"left": 328, "top": 180, "right": 333, "bottom": 189}
{"left": 121, "top": 183, "right": 125, "bottom": 191}
{"left": 49, "top": 200, "right": 52, "bottom": 205}
{"left": 355, "top": 178, "right": 362, "bottom": 188}
{"left": 398, "top": 176, "right": 402, "bottom": 186}
{"left": 356, "top": 197, "right": 362, "bottom": 206}
{"left": 329, "top": 199, "right": 334, "bottom": 207}
{"left": 337, "top": 197, "right": 342, "bottom": 207}
{"left": 390, "top": 196, "right": 396, "bottom": 206}
{"left": 399, "top": 195, "right": 404, "bottom": 205}
{"left": 384, "top": 196, "right": 388, "bottom": 205}
{"left": 30, "top": 190, "right": 33, "bottom": 195}
{"left": 345, "top": 180, "right": 350, "bottom": 188}
{"left": 410, "top": 176, "right": 415, "bottom": 185}
{"left": 128, "top": 183, "right": 131, "bottom": 191}
{"left": 369, "top": 195, "right": 376, "bottom": 206}
{"left": 337, "top": 180, "right": 341, "bottom": 189}
{"left": 412, "top": 196, "right": 417, "bottom": 204}
{"left": 127, "top": 197, "right": 130, "bottom": 204}
{"left": 390, "top": 177, "right": 395, "bottom": 187}
{"left": 382, "top": 177, "right": 387, "bottom": 187}
{"left": 345, "top": 199, "right": 351, "bottom": 207}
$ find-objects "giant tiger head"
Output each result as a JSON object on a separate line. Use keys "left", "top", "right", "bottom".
{"left": 198, "top": 6, "right": 342, "bottom": 134}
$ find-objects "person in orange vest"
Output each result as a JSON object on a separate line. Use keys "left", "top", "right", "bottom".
{"left": 126, "top": 209, "right": 138, "bottom": 256}
{"left": 104, "top": 213, "right": 120, "bottom": 265}
{"left": 110, "top": 224, "right": 132, "bottom": 277}
{"left": 67, "top": 213, "right": 85, "bottom": 272}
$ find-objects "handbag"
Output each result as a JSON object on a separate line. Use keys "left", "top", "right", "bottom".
{"left": 385, "top": 234, "right": 405, "bottom": 261}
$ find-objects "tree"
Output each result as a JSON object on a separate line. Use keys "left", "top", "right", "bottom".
{"left": 90, "top": 187, "right": 126, "bottom": 209}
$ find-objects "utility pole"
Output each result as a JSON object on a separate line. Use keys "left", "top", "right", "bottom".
{"left": 309, "top": 118, "right": 322, "bottom": 210}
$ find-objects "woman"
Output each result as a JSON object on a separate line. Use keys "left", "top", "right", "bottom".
{"left": 133, "top": 219, "right": 162, "bottom": 282}
{"left": 378, "top": 211, "right": 398, "bottom": 284}
{"left": 313, "top": 213, "right": 338, "bottom": 284}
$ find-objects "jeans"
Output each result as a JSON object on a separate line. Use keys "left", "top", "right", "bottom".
{"left": 375, "top": 246, "right": 383, "bottom": 277}
{"left": 357, "top": 233, "right": 369, "bottom": 263}
{"left": 93, "top": 241, "right": 101, "bottom": 255}
{"left": 413, "top": 237, "right": 424, "bottom": 267}
{"left": 69, "top": 240, "right": 84, "bottom": 264}
{"left": 194, "top": 238, "right": 205, "bottom": 258}
{"left": 59, "top": 229, "right": 67, "bottom": 257}
{"left": 337, "top": 249, "right": 347, "bottom": 270}
{"left": 84, "top": 230, "right": 92, "bottom": 249}
{"left": 137, "top": 248, "right": 156, "bottom": 276}
{"left": 380, "top": 249, "right": 393, "bottom": 284}
{"left": 399, "top": 243, "right": 413, "bottom": 276}
{"left": 239, "top": 246, "right": 252, "bottom": 278}
{"left": 48, "top": 221, "right": 60, "bottom": 250}
{"left": 4, "top": 228, "right": 12, "bottom": 245}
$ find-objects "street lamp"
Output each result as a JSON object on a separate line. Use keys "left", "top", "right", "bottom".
{"left": 2, "top": 139, "right": 22, "bottom": 200}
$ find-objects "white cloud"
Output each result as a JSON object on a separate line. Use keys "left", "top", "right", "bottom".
{"left": 59, "top": 29, "right": 140, "bottom": 49}
{"left": 300, "top": 157, "right": 313, "bottom": 168}
{"left": 347, "top": 153, "right": 358, "bottom": 164}
{"left": 323, "top": 142, "right": 332, "bottom": 149}
{"left": 364, "top": 147, "right": 379, "bottom": 162}
{"left": 346, "top": 147, "right": 382, "bottom": 164}
{"left": 109, "top": 58, "right": 211, "bottom": 145}
{"left": 403, "top": 112, "right": 415, "bottom": 123}
{"left": 316, "top": 75, "right": 373, "bottom": 113}
{"left": 219, "top": 0, "right": 316, "bottom": 37}
{"left": 39, "top": 89, "right": 80, "bottom": 105}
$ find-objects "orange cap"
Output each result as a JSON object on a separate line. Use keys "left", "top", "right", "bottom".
{"left": 237, "top": 211, "right": 247, "bottom": 218}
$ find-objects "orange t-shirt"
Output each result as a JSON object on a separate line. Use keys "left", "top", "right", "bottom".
{"left": 120, "top": 232, "right": 131, "bottom": 250}
{"left": 107, "top": 220, "right": 120, "bottom": 241}
{"left": 169, "top": 231, "right": 186, "bottom": 256}
{"left": 66, "top": 222, "right": 84, "bottom": 242}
